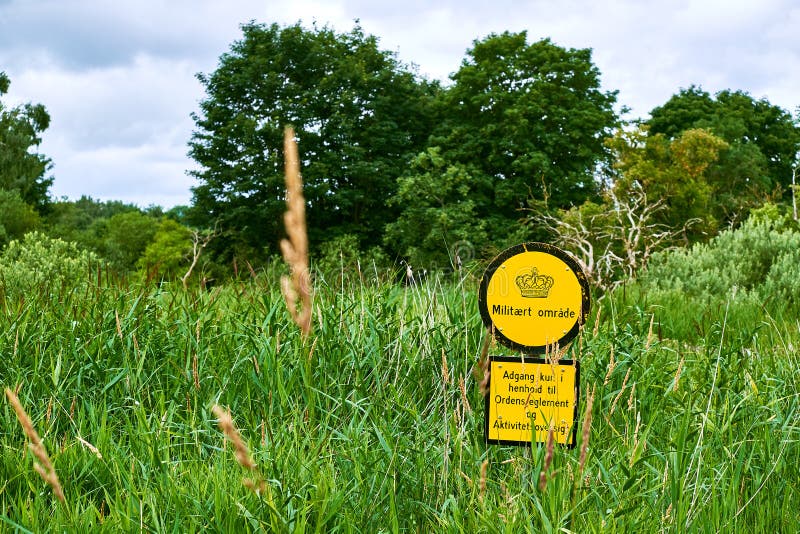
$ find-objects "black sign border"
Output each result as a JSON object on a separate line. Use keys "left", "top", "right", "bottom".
{"left": 484, "top": 355, "right": 580, "bottom": 449}
{"left": 478, "top": 242, "right": 591, "bottom": 354}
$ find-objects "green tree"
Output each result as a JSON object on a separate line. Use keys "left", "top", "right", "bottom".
{"left": 607, "top": 126, "right": 729, "bottom": 238}
{"left": 188, "top": 22, "right": 439, "bottom": 263}
{"left": 103, "top": 211, "right": 160, "bottom": 271}
{"left": 0, "top": 72, "right": 52, "bottom": 212}
{"left": 45, "top": 196, "right": 148, "bottom": 260}
{"left": 0, "top": 189, "right": 40, "bottom": 246}
{"left": 647, "top": 86, "right": 800, "bottom": 215}
{"left": 138, "top": 219, "right": 192, "bottom": 279}
{"left": 385, "top": 147, "right": 490, "bottom": 267}
{"left": 431, "top": 32, "right": 618, "bottom": 217}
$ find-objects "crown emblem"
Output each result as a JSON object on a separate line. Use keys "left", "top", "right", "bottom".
{"left": 515, "top": 267, "right": 554, "bottom": 298}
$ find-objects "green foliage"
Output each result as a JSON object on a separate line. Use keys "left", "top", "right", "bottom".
{"left": 642, "top": 213, "right": 800, "bottom": 296}
{"left": 44, "top": 197, "right": 164, "bottom": 272}
{"left": 384, "top": 33, "right": 617, "bottom": 267}
{"left": 138, "top": 219, "right": 192, "bottom": 279}
{"left": 0, "top": 72, "right": 53, "bottom": 212}
{"left": 45, "top": 196, "right": 144, "bottom": 253}
{"left": 0, "top": 265, "right": 798, "bottom": 530}
{"left": 647, "top": 86, "right": 800, "bottom": 211}
{"left": 386, "top": 147, "right": 490, "bottom": 268}
{"left": 103, "top": 211, "right": 159, "bottom": 271}
{"left": 432, "top": 32, "right": 618, "bottom": 214}
{"left": 0, "top": 232, "right": 98, "bottom": 299}
{"left": 0, "top": 189, "right": 40, "bottom": 246}
{"left": 188, "top": 26, "right": 619, "bottom": 268}
{"left": 188, "top": 22, "right": 438, "bottom": 263}
{"left": 607, "top": 126, "right": 729, "bottom": 238}
{"left": 615, "top": 208, "right": 800, "bottom": 340}
{"left": 313, "top": 233, "right": 390, "bottom": 283}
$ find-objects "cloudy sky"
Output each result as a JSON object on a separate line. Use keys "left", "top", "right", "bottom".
{"left": 1, "top": 0, "right": 798, "bottom": 208}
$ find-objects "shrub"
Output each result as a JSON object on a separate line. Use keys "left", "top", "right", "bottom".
{"left": 137, "top": 219, "right": 192, "bottom": 280}
{"left": 614, "top": 206, "right": 800, "bottom": 341}
{"left": 0, "top": 189, "right": 40, "bottom": 247}
{"left": 0, "top": 231, "right": 99, "bottom": 298}
{"left": 640, "top": 209, "right": 800, "bottom": 299}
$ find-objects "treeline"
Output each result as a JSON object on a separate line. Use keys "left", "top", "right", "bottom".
{"left": 2, "top": 23, "right": 799, "bottom": 287}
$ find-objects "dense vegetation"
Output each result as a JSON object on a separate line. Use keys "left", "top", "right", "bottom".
{"left": 1, "top": 218, "right": 799, "bottom": 530}
{"left": 2, "top": 19, "right": 800, "bottom": 531}
{"left": 3, "top": 22, "right": 799, "bottom": 278}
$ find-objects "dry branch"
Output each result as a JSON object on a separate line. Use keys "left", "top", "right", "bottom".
{"left": 528, "top": 188, "right": 688, "bottom": 291}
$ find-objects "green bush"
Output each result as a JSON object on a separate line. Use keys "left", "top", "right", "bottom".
{"left": 103, "top": 211, "right": 159, "bottom": 270}
{"left": 641, "top": 210, "right": 800, "bottom": 299}
{"left": 0, "top": 189, "right": 40, "bottom": 246}
{"left": 612, "top": 206, "right": 800, "bottom": 341}
{"left": 313, "top": 233, "right": 392, "bottom": 285}
{"left": 137, "top": 219, "right": 192, "bottom": 279}
{"left": 0, "top": 231, "right": 99, "bottom": 298}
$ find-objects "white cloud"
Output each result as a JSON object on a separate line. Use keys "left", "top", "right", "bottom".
{"left": 1, "top": 0, "right": 799, "bottom": 207}
{"left": 4, "top": 54, "right": 202, "bottom": 206}
{"left": 50, "top": 141, "right": 197, "bottom": 207}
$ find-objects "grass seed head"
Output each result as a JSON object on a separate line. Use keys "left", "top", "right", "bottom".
{"left": 479, "top": 459, "right": 489, "bottom": 501}
{"left": 5, "top": 388, "right": 65, "bottom": 503}
{"left": 539, "top": 422, "right": 555, "bottom": 491}
{"left": 476, "top": 330, "right": 492, "bottom": 396}
{"left": 578, "top": 384, "right": 595, "bottom": 479}
{"left": 603, "top": 345, "right": 616, "bottom": 386}
{"left": 212, "top": 404, "right": 256, "bottom": 471}
{"left": 459, "top": 376, "right": 471, "bottom": 413}
{"left": 674, "top": 357, "right": 684, "bottom": 392}
{"left": 609, "top": 367, "right": 631, "bottom": 419}
{"left": 280, "top": 126, "right": 313, "bottom": 339}
{"left": 627, "top": 381, "right": 636, "bottom": 410}
{"left": 592, "top": 307, "right": 601, "bottom": 336}
{"left": 441, "top": 348, "right": 450, "bottom": 385}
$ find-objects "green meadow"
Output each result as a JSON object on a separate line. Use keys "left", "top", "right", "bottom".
{"left": 2, "top": 232, "right": 799, "bottom": 532}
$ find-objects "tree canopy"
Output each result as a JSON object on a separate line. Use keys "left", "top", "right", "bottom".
{"left": 606, "top": 126, "right": 729, "bottom": 238}
{"left": 389, "top": 32, "right": 619, "bottom": 261}
{"left": 0, "top": 72, "right": 52, "bottom": 212}
{"left": 646, "top": 86, "right": 800, "bottom": 212}
{"left": 433, "top": 32, "right": 618, "bottom": 212}
{"left": 188, "top": 22, "right": 439, "bottom": 262}
{"left": 4, "top": 25, "right": 800, "bottom": 281}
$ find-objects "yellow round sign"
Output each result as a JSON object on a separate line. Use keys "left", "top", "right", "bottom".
{"left": 478, "top": 243, "right": 590, "bottom": 353}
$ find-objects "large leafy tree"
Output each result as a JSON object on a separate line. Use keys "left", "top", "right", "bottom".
{"left": 607, "top": 126, "right": 729, "bottom": 238}
{"left": 646, "top": 86, "right": 800, "bottom": 215}
{"left": 188, "top": 22, "right": 439, "bottom": 262}
{"left": 387, "top": 32, "right": 618, "bottom": 264}
{"left": 432, "top": 32, "right": 618, "bottom": 216}
{"left": 0, "top": 72, "right": 52, "bottom": 212}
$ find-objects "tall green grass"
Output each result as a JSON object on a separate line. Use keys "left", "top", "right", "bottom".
{"left": 1, "top": 266, "right": 798, "bottom": 531}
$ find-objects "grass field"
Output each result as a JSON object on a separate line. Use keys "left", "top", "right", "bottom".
{"left": 1, "top": 265, "right": 799, "bottom": 532}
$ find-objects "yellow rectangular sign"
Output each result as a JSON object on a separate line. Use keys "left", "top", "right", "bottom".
{"left": 485, "top": 356, "right": 580, "bottom": 447}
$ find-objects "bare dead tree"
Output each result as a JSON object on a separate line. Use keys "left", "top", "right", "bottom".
{"left": 532, "top": 203, "right": 612, "bottom": 289}
{"left": 529, "top": 189, "right": 690, "bottom": 291}
{"left": 181, "top": 226, "right": 218, "bottom": 289}
{"left": 604, "top": 189, "right": 679, "bottom": 283}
